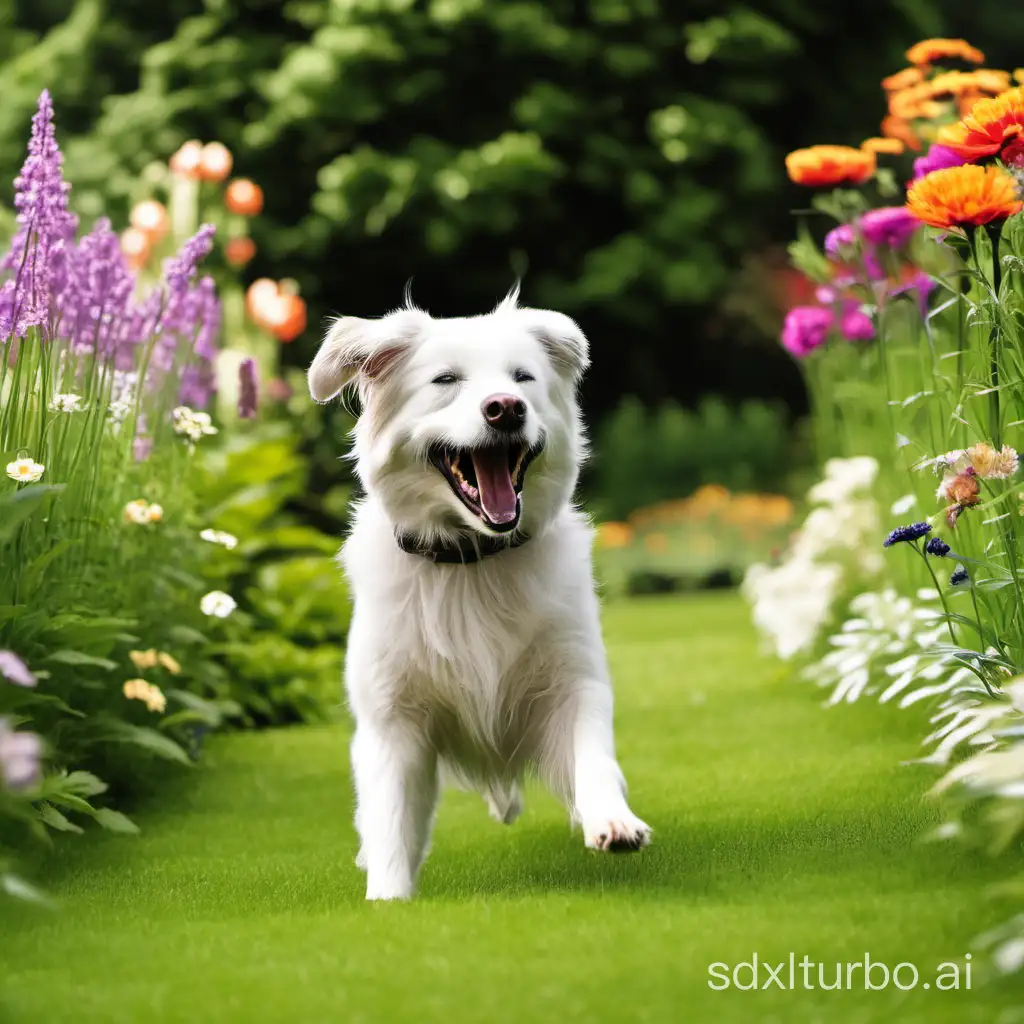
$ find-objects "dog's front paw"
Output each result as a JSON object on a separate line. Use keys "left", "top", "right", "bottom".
{"left": 583, "top": 811, "right": 651, "bottom": 853}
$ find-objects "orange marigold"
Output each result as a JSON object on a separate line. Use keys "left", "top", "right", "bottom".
{"left": 882, "top": 67, "right": 925, "bottom": 92}
{"left": 937, "top": 87, "right": 1024, "bottom": 159}
{"left": 861, "top": 137, "right": 905, "bottom": 155}
{"left": 785, "top": 145, "right": 876, "bottom": 187}
{"left": 906, "top": 38, "right": 985, "bottom": 67}
{"left": 906, "top": 164, "right": 1022, "bottom": 229}
{"left": 881, "top": 115, "right": 922, "bottom": 151}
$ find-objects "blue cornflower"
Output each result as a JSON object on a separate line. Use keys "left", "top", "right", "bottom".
{"left": 950, "top": 567, "right": 970, "bottom": 586}
{"left": 925, "top": 536, "right": 951, "bottom": 557}
{"left": 883, "top": 522, "right": 932, "bottom": 548}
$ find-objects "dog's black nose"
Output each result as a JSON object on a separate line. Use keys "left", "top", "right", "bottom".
{"left": 482, "top": 393, "right": 526, "bottom": 432}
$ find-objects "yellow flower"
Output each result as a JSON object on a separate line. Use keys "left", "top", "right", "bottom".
{"left": 157, "top": 652, "right": 181, "bottom": 675}
{"left": 123, "top": 499, "right": 163, "bottom": 525}
{"left": 123, "top": 678, "right": 166, "bottom": 713}
{"left": 129, "top": 649, "right": 159, "bottom": 670}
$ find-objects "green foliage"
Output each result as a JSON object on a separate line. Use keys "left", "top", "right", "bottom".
{"left": 588, "top": 395, "right": 802, "bottom": 520}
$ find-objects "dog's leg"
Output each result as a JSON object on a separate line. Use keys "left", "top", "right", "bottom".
{"left": 568, "top": 680, "right": 651, "bottom": 852}
{"left": 351, "top": 721, "right": 438, "bottom": 900}
{"left": 484, "top": 782, "right": 524, "bottom": 825}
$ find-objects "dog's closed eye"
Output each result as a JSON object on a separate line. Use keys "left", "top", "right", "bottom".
{"left": 431, "top": 371, "right": 461, "bottom": 385}
{"left": 512, "top": 369, "right": 535, "bottom": 384}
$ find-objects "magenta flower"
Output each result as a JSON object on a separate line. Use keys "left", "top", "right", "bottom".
{"left": 824, "top": 224, "right": 856, "bottom": 259}
{"left": 0, "top": 718, "right": 41, "bottom": 791}
{"left": 859, "top": 207, "right": 919, "bottom": 249}
{"left": 890, "top": 270, "right": 937, "bottom": 315}
{"left": 0, "top": 90, "right": 78, "bottom": 338}
{"left": 781, "top": 306, "right": 833, "bottom": 357}
{"left": 839, "top": 304, "right": 874, "bottom": 342}
{"left": 912, "top": 144, "right": 968, "bottom": 180}
{"left": 238, "top": 358, "right": 259, "bottom": 420}
{"left": 0, "top": 651, "right": 35, "bottom": 688}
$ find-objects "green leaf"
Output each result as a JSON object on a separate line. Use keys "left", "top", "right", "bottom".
{"left": 45, "top": 649, "right": 118, "bottom": 671}
{"left": 105, "top": 721, "right": 192, "bottom": 765}
{"left": 0, "top": 604, "right": 27, "bottom": 624}
{"left": 37, "top": 803, "right": 84, "bottom": 834}
{"left": 168, "top": 625, "right": 210, "bottom": 646}
{"left": 63, "top": 771, "right": 108, "bottom": 798}
{"left": 92, "top": 808, "right": 140, "bottom": 834}
{"left": 0, "top": 485, "right": 64, "bottom": 545}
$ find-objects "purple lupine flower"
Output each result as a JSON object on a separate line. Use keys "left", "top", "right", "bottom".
{"left": 0, "top": 91, "right": 78, "bottom": 337}
{"left": 59, "top": 218, "right": 134, "bottom": 355}
{"left": 193, "top": 276, "right": 221, "bottom": 360}
{"left": 883, "top": 521, "right": 932, "bottom": 547}
{"left": 178, "top": 361, "right": 217, "bottom": 410}
{"left": 0, "top": 718, "right": 41, "bottom": 791}
{"left": 0, "top": 651, "right": 36, "bottom": 688}
{"left": 913, "top": 144, "right": 968, "bottom": 180}
{"left": 159, "top": 224, "right": 216, "bottom": 338}
{"left": 859, "top": 207, "right": 920, "bottom": 249}
{"left": 238, "top": 357, "right": 259, "bottom": 419}
{"left": 824, "top": 224, "right": 856, "bottom": 259}
{"left": 781, "top": 306, "right": 833, "bottom": 358}
{"left": 839, "top": 304, "right": 874, "bottom": 342}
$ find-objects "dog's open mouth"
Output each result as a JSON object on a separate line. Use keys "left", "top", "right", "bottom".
{"left": 429, "top": 442, "right": 541, "bottom": 533}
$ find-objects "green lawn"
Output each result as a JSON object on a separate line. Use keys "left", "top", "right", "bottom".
{"left": 3, "top": 592, "right": 1022, "bottom": 1022}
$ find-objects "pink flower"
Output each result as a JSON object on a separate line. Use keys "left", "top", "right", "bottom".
{"left": 839, "top": 303, "right": 874, "bottom": 342}
{"left": 912, "top": 144, "right": 968, "bottom": 180}
{"left": 824, "top": 224, "right": 856, "bottom": 259}
{"left": 0, "top": 651, "right": 35, "bottom": 688}
{"left": 890, "top": 270, "right": 937, "bottom": 314}
{"left": 781, "top": 306, "right": 833, "bottom": 357}
{"left": 859, "top": 207, "right": 919, "bottom": 249}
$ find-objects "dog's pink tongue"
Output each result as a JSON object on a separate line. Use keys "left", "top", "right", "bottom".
{"left": 471, "top": 447, "right": 517, "bottom": 525}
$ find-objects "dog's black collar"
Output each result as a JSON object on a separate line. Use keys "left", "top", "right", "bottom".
{"left": 395, "top": 529, "right": 530, "bottom": 564}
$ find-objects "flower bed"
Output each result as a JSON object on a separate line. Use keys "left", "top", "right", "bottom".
{"left": 751, "top": 39, "right": 1024, "bottom": 975}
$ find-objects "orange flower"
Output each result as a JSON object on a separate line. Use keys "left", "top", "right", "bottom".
{"left": 785, "top": 145, "right": 876, "bottom": 187}
{"left": 861, "top": 137, "right": 904, "bottom": 155}
{"left": 245, "top": 278, "right": 279, "bottom": 321}
{"left": 888, "top": 86, "right": 945, "bottom": 121}
{"left": 938, "top": 87, "right": 1024, "bottom": 159}
{"left": 882, "top": 67, "right": 924, "bottom": 92}
{"left": 225, "top": 237, "right": 256, "bottom": 267}
{"left": 596, "top": 522, "right": 633, "bottom": 549}
{"left": 130, "top": 199, "right": 169, "bottom": 243}
{"left": 906, "top": 164, "right": 1022, "bottom": 229}
{"left": 120, "top": 227, "right": 150, "bottom": 270}
{"left": 906, "top": 38, "right": 985, "bottom": 67}
{"left": 262, "top": 293, "right": 307, "bottom": 343}
{"left": 225, "top": 178, "right": 264, "bottom": 216}
{"left": 199, "top": 142, "right": 233, "bottom": 182}
{"left": 881, "top": 115, "right": 922, "bottom": 151}
{"left": 169, "top": 140, "right": 203, "bottom": 178}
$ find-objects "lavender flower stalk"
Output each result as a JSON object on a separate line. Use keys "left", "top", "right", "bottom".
{"left": 238, "top": 358, "right": 258, "bottom": 419}
{"left": 0, "top": 719, "right": 41, "bottom": 790}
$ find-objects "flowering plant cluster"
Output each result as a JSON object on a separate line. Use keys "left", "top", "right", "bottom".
{"left": 0, "top": 93, "right": 262, "bottom": 900}
{"left": 757, "top": 37, "right": 1024, "bottom": 975}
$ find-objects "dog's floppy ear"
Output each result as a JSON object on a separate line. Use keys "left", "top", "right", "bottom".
{"left": 520, "top": 308, "right": 590, "bottom": 384}
{"left": 308, "top": 311, "right": 426, "bottom": 403}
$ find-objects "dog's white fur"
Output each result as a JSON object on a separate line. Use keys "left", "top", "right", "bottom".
{"left": 309, "top": 289, "right": 650, "bottom": 901}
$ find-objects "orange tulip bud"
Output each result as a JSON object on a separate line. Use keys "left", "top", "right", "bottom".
{"left": 225, "top": 237, "right": 257, "bottom": 267}
{"left": 130, "top": 199, "right": 169, "bottom": 243}
{"left": 169, "top": 140, "right": 203, "bottom": 178}
{"left": 225, "top": 178, "right": 264, "bottom": 216}
{"left": 121, "top": 227, "right": 151, "bottom": 270}
{"left": 199, "top": 142, "right": 233, "bottom": 182}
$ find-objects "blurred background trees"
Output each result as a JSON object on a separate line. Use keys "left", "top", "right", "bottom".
{"left": 4, "top": 0, "right": 1022, "bottom": 525}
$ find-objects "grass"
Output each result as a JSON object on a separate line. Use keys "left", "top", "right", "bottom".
{"left": 3, "top": 591, "right": 1022, "bottom": 1023}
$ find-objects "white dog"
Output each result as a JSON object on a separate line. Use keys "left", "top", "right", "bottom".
{"left": 308, "top": 288, "right": 650, "bottom": 901}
